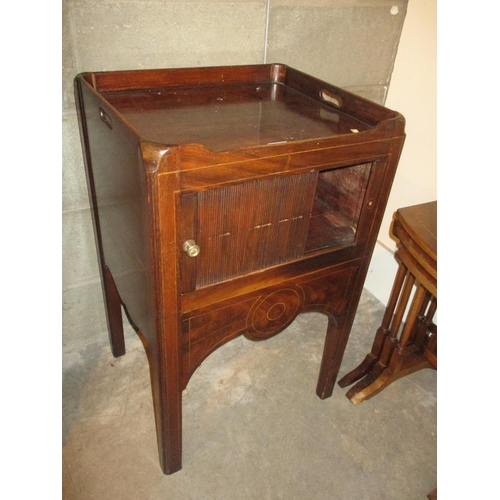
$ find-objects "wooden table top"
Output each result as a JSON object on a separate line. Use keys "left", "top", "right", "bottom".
{"left": 396, "top": 201, "right": 437, "bottom": 263}
{"left": 101, "top": 83, "right": 371, "bottom": 152}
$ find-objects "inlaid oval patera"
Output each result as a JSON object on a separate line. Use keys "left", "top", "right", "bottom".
{"left": 246, "top": 287, "right": 303, "bottom": 340}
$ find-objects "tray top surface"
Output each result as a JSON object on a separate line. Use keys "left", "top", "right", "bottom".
{"left": 397, "top": 201, "right": 437, "bottom": 262}
{"left": 101, "top": 82, "right": 371, "bottom": 152}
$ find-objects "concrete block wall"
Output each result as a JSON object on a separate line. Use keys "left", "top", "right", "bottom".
{"left": 62, "top": 0, "right": 408, "bottom": 350}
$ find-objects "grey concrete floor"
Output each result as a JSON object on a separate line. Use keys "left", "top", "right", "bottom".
{"left": 62, "top": 289, "right": 437, "bottom": 499}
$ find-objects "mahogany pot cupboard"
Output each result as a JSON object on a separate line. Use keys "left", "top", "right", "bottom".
{"left": 74, "top": 64, "right": 405, "bottom": 474}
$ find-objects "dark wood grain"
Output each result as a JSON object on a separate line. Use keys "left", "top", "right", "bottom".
{"left": 100, "top": 83, "right": 371, "bottom": 152}
{"left": 75, "top": 63, "right": 405, "bottom": 474}
{"left": 338, "top": 201, "right": 437, "bottom": 404}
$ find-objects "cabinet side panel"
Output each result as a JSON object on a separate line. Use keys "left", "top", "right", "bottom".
{"left": 78, "top": 81, "right": 153, "bottom": 340}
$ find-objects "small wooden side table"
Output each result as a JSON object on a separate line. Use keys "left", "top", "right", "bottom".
{"left": 338, "top": 201, "right": 437, "bottom": 404}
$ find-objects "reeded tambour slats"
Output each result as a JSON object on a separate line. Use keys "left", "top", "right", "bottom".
{"left": 195, "top": 172, "right": 316, "bottom": 287}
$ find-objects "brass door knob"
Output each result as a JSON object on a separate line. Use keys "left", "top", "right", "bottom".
{"left": 183, "top": 239, "right": 200, "bottom": 258}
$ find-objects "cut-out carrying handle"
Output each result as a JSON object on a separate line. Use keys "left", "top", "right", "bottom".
{"left": 320, "top": 89, "right": 343, "bottom": 108}
{"left": 99, "top": 106, "right": 113, "bottom": 130}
